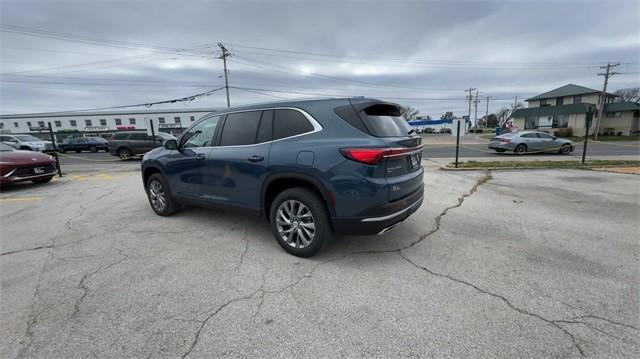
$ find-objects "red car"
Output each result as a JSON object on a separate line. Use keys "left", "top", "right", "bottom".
{"left": 0, "top": 142, "right": 57, "bottom": 185}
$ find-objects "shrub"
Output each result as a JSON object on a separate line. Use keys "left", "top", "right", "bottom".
{"left": 553, "top": 128, "right": 573, "bottom": 137}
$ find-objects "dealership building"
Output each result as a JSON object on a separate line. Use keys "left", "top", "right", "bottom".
{"left": 0, "top": 108, "right": 216, "bottom": 136}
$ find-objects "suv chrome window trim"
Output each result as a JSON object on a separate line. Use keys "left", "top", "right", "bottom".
{"left": 179, "top": 107, "right": 323, "bottom": 149}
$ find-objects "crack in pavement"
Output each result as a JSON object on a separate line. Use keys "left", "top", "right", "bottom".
{"left": 233, "top": 227, "right": 250, "bottom": 271}
{"left": 0, "top": 245, "right": 54, "bottom": 257}
{"left": 180, "top": 289, "right": 263, "bottom": 358}
{"left": 70, "top": 248, "right": 129, "bottom": 318}
{"left": 1, "top": 234, "right": 99, "bottom": 257}
{"left": 569, "top": 315, "right": 639, "bottom": 331}
{"left": 65, "top": 188, "right": 116, "bottom": 231}
{"left": 399, "top": 251, "right": 587, "bottom": 357}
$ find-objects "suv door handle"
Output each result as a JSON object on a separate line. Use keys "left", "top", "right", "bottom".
{"left": 195, "top": 153, "right": 206, "bottom": 161}
{"left": 248, "top": 155, "right": 264, "bottom": 162}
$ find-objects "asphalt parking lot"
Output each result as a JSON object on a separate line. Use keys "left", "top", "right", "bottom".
{"left": 1, "top": 166, "right": 639, "bottom": 358}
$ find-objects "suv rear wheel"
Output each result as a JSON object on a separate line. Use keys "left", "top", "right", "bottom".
{"left": 269, "top": 188, "right": 331, "bottom": 257}
{"left": 146, "top": 173, "right": 179, "bottom": 216}
{"left": 118, "top": 147, "right": 132, "bottom": 160}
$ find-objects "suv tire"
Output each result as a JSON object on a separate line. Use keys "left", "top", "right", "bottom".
{"left": 146, "top": 173, "right": 179, "bottom": 216}
{"left": 269, "top": 187, "right": 331, "bottom": 257}
{"left": 118, "top": 147, "right": 132, "bottom": 160}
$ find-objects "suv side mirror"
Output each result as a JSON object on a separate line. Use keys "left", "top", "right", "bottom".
{"left": 164, "top": 139, "right": 178, "bottom": 150}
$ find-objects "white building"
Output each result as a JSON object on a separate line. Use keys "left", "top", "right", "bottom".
{"left": 0, "top": 108, "right": 216, "bottom": 136}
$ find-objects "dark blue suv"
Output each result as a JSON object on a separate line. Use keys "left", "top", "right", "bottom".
{"left": 141, "top": 98, "right": 423, "bottom": 257}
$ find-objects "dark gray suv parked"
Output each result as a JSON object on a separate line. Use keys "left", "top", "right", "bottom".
{"left": 141, "top": 98, "right": 424, "bottom": 257}
{"left": 109, "top": 131, "right": 176, "bottom": 159}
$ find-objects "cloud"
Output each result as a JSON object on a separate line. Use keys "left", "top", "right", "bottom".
{"left": 0, "top": 0, "right": 638, "bottom": 117}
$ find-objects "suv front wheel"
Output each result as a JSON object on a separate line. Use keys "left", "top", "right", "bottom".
{"left": 146, "top": 173, "right": 179, "bottom": 216}
{"left": 269, "top": 188, "right": 331, "bottom": 257}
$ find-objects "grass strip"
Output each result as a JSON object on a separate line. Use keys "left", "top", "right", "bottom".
{"left": 449, "top": 159, "right": 640, "bottom": 169}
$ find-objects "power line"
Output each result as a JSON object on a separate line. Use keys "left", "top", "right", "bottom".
{"left": 0, "top": 24, "right": 215, "bottom": 56}
{"left": 9, "top": 87, "right": 225, "bottom": 116}
{"left": 229, "top": 86, "right": 519, "bottom": 101}
{"left": 230, "top": 43, "right": 616, "bottom": 68}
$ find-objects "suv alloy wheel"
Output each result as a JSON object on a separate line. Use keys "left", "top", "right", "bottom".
{"left": 269, "top": 188, "right": 330, "bottom": 257}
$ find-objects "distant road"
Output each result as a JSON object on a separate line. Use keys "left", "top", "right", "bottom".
{"left": 55, "top": 141, "right": 639, "bottom": 167}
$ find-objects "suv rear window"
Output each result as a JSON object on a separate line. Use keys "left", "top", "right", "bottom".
{"left": 335, "top": 103, "right": 411, "bottom": 137}
{"left": 360, "top": 104, "right": 411, "bottom": 137}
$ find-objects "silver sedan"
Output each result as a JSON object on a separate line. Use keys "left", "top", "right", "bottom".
{"left": 489, "top": 131, "right": 574, "bottom": 154}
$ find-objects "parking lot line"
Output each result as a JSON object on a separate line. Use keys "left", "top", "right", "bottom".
{"left": 0, "top": 196, "right": 45, "bottom": 202}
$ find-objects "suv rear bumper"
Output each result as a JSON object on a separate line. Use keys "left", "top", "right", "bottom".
{"left": 332, "top": 185, "right": 424, "bottom": 235}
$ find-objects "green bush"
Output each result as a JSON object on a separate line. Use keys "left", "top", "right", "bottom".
{"left": 553, "top": 128, "right": 573, "bottom": 137}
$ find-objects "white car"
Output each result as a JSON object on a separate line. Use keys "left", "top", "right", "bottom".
{"left": 0, "top": 134, "right": 55, "bottom": 152}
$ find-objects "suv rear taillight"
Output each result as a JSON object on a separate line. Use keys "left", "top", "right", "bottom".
{"left": 340, "top": 146, "right": 423, "bottom": 165}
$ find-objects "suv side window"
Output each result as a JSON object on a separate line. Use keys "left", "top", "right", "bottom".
{"left": 521, "top": 133, "right": 537, "bottom": 138}
{"left": 220, "top": 111, "right": 262, "bottom": 146}
{"left": 181, "top": 115, "right": 221, "bottom": 148}
{"left": 273, "top": 109, "right": 314, "bottom": 140}
{"left": 112, "top": 133, "right": 128, "bottom": 140}
{"left": 537, "top": 133, "right": 554, "bottom": 139}
{"left": 129, "top": 133, "right": 148, "bottom": 141}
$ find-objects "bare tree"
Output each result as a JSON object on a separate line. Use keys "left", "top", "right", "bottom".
{"left": 399, "top": 105, "right": 419, "bottom": 120}
{"left": 496, "top": 106, "right": 510, "bottom": 126}
{"left": 440, "top": 111, "right": 454, "bottom": 120}
{"left": 613, "top": 87, "right": 640, "bottom": 102}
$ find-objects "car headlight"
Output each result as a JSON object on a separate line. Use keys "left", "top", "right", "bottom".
{"left": 47, "top": 155, "right": 54, "bottom": 161}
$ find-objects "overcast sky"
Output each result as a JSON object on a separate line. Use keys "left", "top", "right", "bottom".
{"left": 1, "top": 0, "right": 639, "bottom": 118}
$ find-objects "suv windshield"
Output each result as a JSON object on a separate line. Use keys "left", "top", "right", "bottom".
{"left": 14, "top": 135, "right": 41, "bottom": 141}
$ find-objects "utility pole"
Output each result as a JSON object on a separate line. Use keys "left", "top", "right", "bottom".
{"left": 473, "top": 90, "right": 479, "bottom": 128}
{"left": 485, "top": 96, "right": 491, "bottom": 129}
{"left": 594, "top": 63, "right": 619, "bottom": 140}
{"left": 217, "top": 42, "right": 232, "bottom": 108}
{"left": 465, "top": 87, "right": 476, "bottom": 126}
